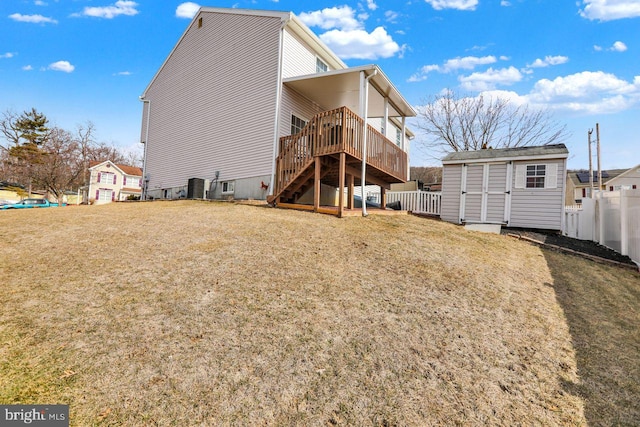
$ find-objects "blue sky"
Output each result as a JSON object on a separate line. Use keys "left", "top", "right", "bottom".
{"left": 1, "top": 0, "right": 639, "bottom": 169}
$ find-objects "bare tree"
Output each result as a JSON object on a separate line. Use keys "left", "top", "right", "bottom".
{"left": 410, "top": 166, "right": 443, "bottom": 184}
{"left": 416, "top": 90, "right": 569, "bottom": 157}
{"left": 32, "top": 127, "right": 84, "bottom": 202}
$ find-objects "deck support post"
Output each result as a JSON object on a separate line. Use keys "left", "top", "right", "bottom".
{"left": 338, "top": 152, "right": 346, "bottom": 218}
{"left": 313, "top": 156, "right": 321, "bottom": 212}
{"left": 347, "top": 174, "right": 354, "bottom": 209}
{"left": 380, "top": 186, "right": 387, "bottom": 210}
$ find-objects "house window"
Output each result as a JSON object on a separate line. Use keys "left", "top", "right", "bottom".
{"left": 97, "top": 189, "right": 113, "bottom": 202}
{"left": 395, "top": 127, "right": 402, "bottom": 146}
{"left": 291, "top": 114, "right": 307, "bottom": 135}
{"left": 526, "top": 164, "right": 546, "bottom": 188}
{"left": 126, "top": 177, "right": 140, "bottom": 188}
{"left": 99, "top": 172, "right": 115, "bottom": 185}
{"left": 316, "top": 57, "right": 328, "bottom": 73}
{"left": 221, "top": 181, "right": 235, "bottom": 194}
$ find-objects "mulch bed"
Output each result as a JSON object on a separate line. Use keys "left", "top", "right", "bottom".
{"left": 503, "top": 229, "right": 637, "bottom": 268}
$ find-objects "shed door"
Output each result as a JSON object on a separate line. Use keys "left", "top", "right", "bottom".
{"left": 460, "top": 162, "right": 512, "bottom": 224}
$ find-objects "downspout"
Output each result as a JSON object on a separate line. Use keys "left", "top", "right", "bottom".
{"left": 360, "top": 69, "right": 377, "bottom": 216}
{"left": 269, "top": 19, "right": 287, "bottom": 199}
{"left": 139, "top": 96, "right": 150, "bottom": 201}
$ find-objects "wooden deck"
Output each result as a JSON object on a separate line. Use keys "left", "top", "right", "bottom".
{"left": 268, "top": 106, "right": 409, "bottom": 217}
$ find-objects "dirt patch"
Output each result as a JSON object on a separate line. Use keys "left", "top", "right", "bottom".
{"left": 503, "top": 228, "right": 636, "bottom": 267}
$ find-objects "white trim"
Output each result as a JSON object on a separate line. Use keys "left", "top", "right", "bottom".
{"left": 504, "top": 162, "right": 513, "bottom": 224}
{"left": 443, "top": 152, "right": 568, "bottom": 165}
{"left": 270, "top": 22, "right": 287, "bottom": 197}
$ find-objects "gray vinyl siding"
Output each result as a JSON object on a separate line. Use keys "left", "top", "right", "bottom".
{"left": 143, "top": 12, "right": 282, "bottom": 192}
{"left": 509, "top": 159, "right": 565, "bottom": 230}
{"left": 282, "top": 28, "right": 320, "bottom": 78}
{"left": 279, "top": 85, "right": 325, "bottom": 137}
{"left": 486, "top": 163, "right": 507, "bottom": 223}
{"left": 440, "top": 164, "right": 461, "bottom": 223}
{"left": 463, "top": 164, "right": 483, "bottom": 222}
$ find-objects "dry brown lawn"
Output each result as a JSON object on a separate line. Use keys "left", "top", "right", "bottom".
{"left": 1, "top": 200, "right": 638, "bottom": 426}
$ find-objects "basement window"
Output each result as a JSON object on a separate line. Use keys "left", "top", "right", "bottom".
{"left": 221, "top": 181, "right": 235, "bottom": 194}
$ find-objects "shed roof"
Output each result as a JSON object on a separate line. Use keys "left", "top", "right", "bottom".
{"left": 442, "top": 144, "right": 569, "bottom": 165}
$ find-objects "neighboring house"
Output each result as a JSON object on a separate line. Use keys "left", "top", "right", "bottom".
{"left": 139, "top": 7, "right": 415, "bottom": 215}
{"left": 88, "top": 160, "right": 142, "bottom": 204}
{"left": 566, "top": 164, "right": 640, "bottom": 204}
{"left": 440, "top": 144, "right": 569, "bottom": 231}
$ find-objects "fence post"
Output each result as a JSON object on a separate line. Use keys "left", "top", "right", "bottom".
{"left": 621, "top": 189, "right": 628, "bottom": 255}
{"left": 598, "top": 192, "right": 605, "bottom": 246}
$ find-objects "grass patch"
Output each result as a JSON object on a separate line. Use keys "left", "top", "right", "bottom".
{"left": 1, "top": 200, "right": 637, "bottom": 425}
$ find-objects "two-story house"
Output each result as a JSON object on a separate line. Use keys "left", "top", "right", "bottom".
{"left": 565, "top": 164, "right": 640, "bottom": 205}
{"left": 139, "top": 7, "right": 415, "bottom": 216}
{"left": 88, "top": 160, "right": 143, "bottom": 204}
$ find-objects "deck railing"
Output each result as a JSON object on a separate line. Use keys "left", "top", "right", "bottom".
{"left": 273, "top": 106, "right": 407, "bottom": 199}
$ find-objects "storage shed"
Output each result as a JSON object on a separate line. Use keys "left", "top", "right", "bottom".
{"left": 440, "top": 144, "right": 569, "bottom": 231}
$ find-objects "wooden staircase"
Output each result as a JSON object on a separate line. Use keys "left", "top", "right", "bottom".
{"left": 268, "top": 106, "right": 408, "bottom": 213}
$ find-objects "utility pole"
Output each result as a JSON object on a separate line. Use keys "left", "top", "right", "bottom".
{"left": 588, "top": 128, "right": 594, "bottom": 196}
{"left": 596, "top": 123, "right": 602, "bottom": 192}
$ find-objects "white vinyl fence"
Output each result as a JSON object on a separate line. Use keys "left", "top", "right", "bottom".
{"left": 563, "top": 189, "right": 640, "bottom": 266}
{"left": 386, "top": 190, "right": 442, "bottom": 215}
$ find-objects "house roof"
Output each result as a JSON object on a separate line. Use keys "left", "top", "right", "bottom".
{"left": 89, "top": 160, "right": 143, "bottom": 176}
{"left": 567, "top": 165, "right": 636, "bottom": 187}
{"left": 442, "top": 144, "right": 569, "bottom": 165}
{"left": 283, "top": 65, "right": 417, "bottom": 119}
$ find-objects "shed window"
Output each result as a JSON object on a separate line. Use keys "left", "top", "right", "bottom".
{"left": 526, "top": 165, "right": 546, "bottom": 188}
{"left": 515, "top": 163, "right": 558, "bottom": 189}
{"left": 316, "top": 57, "right": 328, "bottom": 73}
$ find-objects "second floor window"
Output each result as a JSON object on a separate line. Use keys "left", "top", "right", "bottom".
{"left": 316, "top": 57, "right": 328, "bottom": 73}
{"left": 98, "top": 172, "right": 115, "bottom": 184}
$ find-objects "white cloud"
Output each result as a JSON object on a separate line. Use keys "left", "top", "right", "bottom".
{"left": 527, "top": 71, "right": 640, "bottom": 113}
{"left": 34, "top": 1, "right": 47, "bottom": 5}
{"left": 408, "top": 55, "right": 497, "bottom": 82}
{"left": 594, "top": 45, "right": 603, "bottom": 51}
{"left": 48, "top": 60, "right": 75, "bottom": 73}
{"left": 424, "top": 0, "right": 478, "bottom": 11}
{"left": 459, "top": 66, "right": 523, "bottom": 91}
{"left": 385, "top": 10, "right": 399, "bottom": 23}
{"left": 176, "top": 2, "right": 200, "bottom": 19}
{"left": 0, "top": 52, "right": 15, "bottom": 59}
{"left": 443, "top": 55, "right": 497, "bottom": 71}
{"left": 300, "top": 6, "right": 403, "bottom": 60}
{"left": 116, "top": 71, "right": 132, "bottom": 76}
{"left": 366, "top": 0, "right": 378, "bottom": 11}
{"left": 500, "top": 0, "right": 511, "bottom": 6}
{"left": 23, "top": 65, "right": 33, "bottom": 71}
{"left": 320, "top": 27, "right": 402, "bottom": 60}
{"left": 9, "top": 13, "right": 57, "bottom": 24}
{"left": 527, "top": 55, "right": 569, "bottom": 68}
{"left": 80, "top": 1, "right": 139, "bottom": 19}
{"left": 611, "top": 41, "right": 627, "bottom": 52}
{"left": 299, "top": 6, "right": 362, "bottom": 31}
{"left": 579, "top": 0, "right": 640, "bottom": 21}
